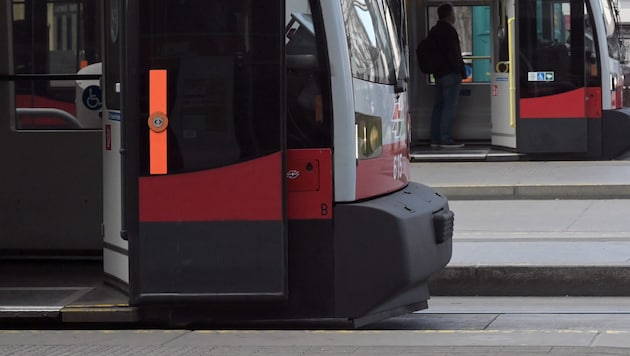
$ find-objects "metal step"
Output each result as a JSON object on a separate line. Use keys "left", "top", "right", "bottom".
{"left": 0, "top": 259, "right": 136, "bottom": 323}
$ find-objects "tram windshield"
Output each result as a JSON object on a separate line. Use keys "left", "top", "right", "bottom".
{"left": 602, "top": 0, "right": 622, "bottom": 60}
{"left": 518, "top": 0, "right": 595, "bottom": 98}
{"left": 341, "top": 0, "right": 404, "bottom": 85}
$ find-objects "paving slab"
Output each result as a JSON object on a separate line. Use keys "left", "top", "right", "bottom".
{"left": 409, "top": 159, "right": 630, "bottom": 295}
{"left": 410, "top": 160, "right": 630, "bottom": 199}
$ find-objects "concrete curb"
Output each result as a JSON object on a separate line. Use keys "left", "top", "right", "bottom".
{"left": 432, "top": 184, "right": 630, "bottom": 200}
{"left": 429, "top": 266, "right": 630, "bottom": 296}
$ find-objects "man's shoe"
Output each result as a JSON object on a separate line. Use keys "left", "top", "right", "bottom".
{"left": 440, "top": 141, "right": 464, "bottom": 148}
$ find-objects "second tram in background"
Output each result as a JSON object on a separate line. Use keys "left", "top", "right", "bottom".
{"left": 409, "top": 0, "right": 630, "bottom": 160}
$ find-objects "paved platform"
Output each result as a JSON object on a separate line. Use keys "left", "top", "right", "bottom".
{"left": 410, "top": 159, "right": 630, "bottom": 199}
{"left": 408, "top": 158, "right": 630, "bottom": 296}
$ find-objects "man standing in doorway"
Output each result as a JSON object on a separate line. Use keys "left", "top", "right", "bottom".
{"left": 429, "top": 2, "right": 467, "bottom": 148}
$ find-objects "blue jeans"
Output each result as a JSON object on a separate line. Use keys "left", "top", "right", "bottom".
{"left": 430, "top": 73, "right": 462, "bottom": 144}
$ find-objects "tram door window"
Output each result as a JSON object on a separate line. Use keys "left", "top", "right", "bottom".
{"left": 518, "top": 0, "right": 589, "bottom": 98}
{"left": 133, "top": 0, "right": 290, "bottom": 174}
{"left": 11, "top": 0, "right": 101, "bottom": 129}
{"left": 426, "top": 4, "right": 491, "bottom": 83}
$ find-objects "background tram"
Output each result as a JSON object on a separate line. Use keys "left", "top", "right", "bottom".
{"left": 409, "top": 0, "right": 630, "bottom": 160}
{"left": 0, "top": 0, "right": 452, "bottom": 326}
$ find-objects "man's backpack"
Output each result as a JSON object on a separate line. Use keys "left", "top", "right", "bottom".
{"left": 416, "top": 33, "right": 440, "bottom": 74}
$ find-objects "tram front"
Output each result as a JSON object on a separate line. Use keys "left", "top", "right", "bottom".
{"left": 102, "top": 0, "right": 452, "bottom": 327}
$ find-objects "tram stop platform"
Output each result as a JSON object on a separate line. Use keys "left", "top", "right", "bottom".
{"left": 409, "top": 152, "right": 630, "bottom": 297}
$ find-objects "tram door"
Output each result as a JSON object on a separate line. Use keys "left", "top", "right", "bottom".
{"left": 515, "top": 0, "right": 593, "bottom": 153}
{"left": 0, "top": 0, "right": 102, "bottom": 253}
{"left": 116, "top": 0, "right": 287, "bottom": 301}
{"left": 490, "top": 0, "right": 517, "bottom": 148}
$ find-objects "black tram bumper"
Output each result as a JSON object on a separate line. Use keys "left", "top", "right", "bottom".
{"left": 111, "top": 182, "right": 452, "bottom": 327}
{"left": 333, "top": 182, "right": 453, "bottom": 326}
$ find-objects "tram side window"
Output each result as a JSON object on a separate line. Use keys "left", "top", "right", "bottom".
{"left": 11, "top": 0, "right": 102, "bottom": 130}
{"left": 518, "top": 0, "right": 586, "bottom": 98}
{"left": 285, "top": 2, "right": 332, "bottom": 149}
{"left": 342, "top": 0, "right": 398, "bottom": 85}
{"left": 584, "top": 4, "right": 600, "bottom": 88}
{"left": 602, "top": 0, "right": 622, "bottom": 60}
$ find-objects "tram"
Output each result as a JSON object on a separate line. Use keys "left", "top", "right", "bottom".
{"left": 0, "top": 0, "right": 452, "bottom": 327}
{"left": 409, "top": 0, "right": 630, "bottom": 160}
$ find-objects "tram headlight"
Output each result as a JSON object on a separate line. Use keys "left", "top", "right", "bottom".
{"left": 610, "top": 73, "right": 618, "bottom": 92}
{"left": 356, "top": 113, "right": 383, "bottom": 160}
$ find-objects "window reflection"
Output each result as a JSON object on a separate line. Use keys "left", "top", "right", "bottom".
{"left": 342, "top": 0, "right": 398, "bottom": 84}
{"left": 10, "top": 0, "right": 102, "bottom": 130}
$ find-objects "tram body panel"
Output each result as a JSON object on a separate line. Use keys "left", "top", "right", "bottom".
{"left": 592, "top": 0, "right": 622, "bottom": 111}
{"left": 102, "top": 112, "right": 128, "bottom": 284}
{"left": 352, "top": 78, "right": 410, "bottom": 199}
{"left": 320, "top": 0, "right": 357, "bottom": 202}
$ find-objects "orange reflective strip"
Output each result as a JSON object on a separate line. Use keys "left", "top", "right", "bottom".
{"left": 149, "top": 70, "right": 167, "bottom": 174}
{"left": 315, "top": 95, "right": 323, "bottom": 123}
{"left": 150, "top": 130, "right": 167, "bottom": 174}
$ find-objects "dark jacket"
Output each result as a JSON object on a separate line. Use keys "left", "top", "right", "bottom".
{"left": 428, "top": 20, "right": 467, "bottom": 79}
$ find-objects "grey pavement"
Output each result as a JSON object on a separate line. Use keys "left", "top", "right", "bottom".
{"left": 410, "top": 159, "right": 630, "bottom": 200}
{"left": 409, "top": 158, "right": 630, "bottom": 296}
{"left": 3, "top": 298, "right": 630, "bottom": 354}
{"left": 0, "top": 327, "right": 629, "bottom": 355}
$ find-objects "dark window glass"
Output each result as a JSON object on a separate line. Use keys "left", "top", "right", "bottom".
{"left": 584, "top": 2, "right": 600, "bottom": 88}
{"left": 135, "top": 0, "right": 283, "bottom": 174}
{"left": 11, "top": 0, "right": 102, "bottom": 129}
{"left": 285, "top": 3, "right": 333, "bottom": 149}
{"left": 519, "top": 0, "right": 586, "bottom": 98}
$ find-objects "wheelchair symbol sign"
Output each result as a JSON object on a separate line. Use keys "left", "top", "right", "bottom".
{"left": 82, "top": 85, "right": 102, "bottom": 111}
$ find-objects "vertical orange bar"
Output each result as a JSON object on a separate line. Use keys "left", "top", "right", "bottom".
{"left": 315, "top": 95, "right": 323, "bottom": 123}
{"left": 149, "top": 70, "right": 167, "bottom": 175}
